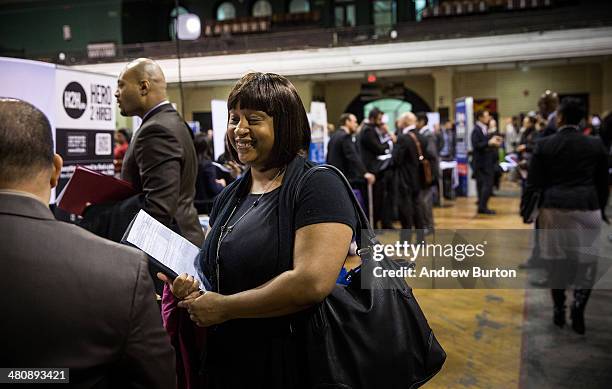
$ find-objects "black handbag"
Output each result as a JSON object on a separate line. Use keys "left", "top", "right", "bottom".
{"left": 294, "top": 165, "right": 446, "bottom": 389}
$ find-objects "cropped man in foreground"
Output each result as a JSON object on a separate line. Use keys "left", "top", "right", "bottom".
{"left": 0, "top": 98, "right": 175, "bottom": 388}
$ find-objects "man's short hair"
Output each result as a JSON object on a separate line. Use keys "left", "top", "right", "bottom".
{"left": 416, "top": 112, "right": 429, "bottom": 125}
{"left": 0, "top": 98, "right": 54, "bottom": 184}
{"left": 368, "top": 107, "right": 383, "bottom": 120}
{"left": 475, "top": 110, "right": 489, "bottom": 121}
{"left": 339, "top": 113, "right": 353, "bottom": 126}
{"left": 558, "top": 97, "right": 586, "bottom": 126}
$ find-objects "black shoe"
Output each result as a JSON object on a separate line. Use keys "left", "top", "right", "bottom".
{"left": 553, "top": 306, "right": 566, "bottom": 328}
{"left": 477, "top": 209, "right": 496, "bottom": 215}
{"left": 570, "top": 305, "right": 585, "bottom": 334}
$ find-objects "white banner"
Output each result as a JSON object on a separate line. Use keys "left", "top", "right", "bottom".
{"left": 0, "top": 57, "right": 57, "bottom": 137}
{"left": 308, "top": 101, "right": 328, "bottom": 163}
{"left": 211, "top": 99, "right": 228, "bottom": 160}
{"left": 55, "top": 67, "right": 116, "bottom": 130}
{"left": 1, "top": 58, "right": 57, "bottom": 200}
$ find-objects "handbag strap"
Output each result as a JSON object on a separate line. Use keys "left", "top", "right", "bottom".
{"left": 407, "top": 131, "right": 425, "bottom": 161}
{"left": 294, "top": 164, "right": 378, "bottom": 254}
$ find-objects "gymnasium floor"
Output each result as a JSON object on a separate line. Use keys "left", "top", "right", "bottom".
{"left": 414, "top": 186, "right": 612, "bottom": 389}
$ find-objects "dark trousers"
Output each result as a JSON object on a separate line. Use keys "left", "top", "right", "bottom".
{"left": 442, "top": 168, "right": 455, "bottom": 200}
{"left": 398, "top": 190, "right": 425, "bottom": 244}
{"left": 373, "top": 170, "right": 394, "bottom": 228}
{"left": 551, "top": 289, "right": 592, "bottom": 311}
{"left": 475, "top": 168, "right": 494, "bottom": 211}
{"left": 351, "top": 180, "right": 368, "bottom": 216}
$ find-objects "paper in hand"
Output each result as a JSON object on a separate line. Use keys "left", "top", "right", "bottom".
{"left": 125, "top": 210, "right": 207, "bottom": 290}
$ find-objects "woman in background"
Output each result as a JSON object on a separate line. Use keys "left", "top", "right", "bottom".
{"left": 193, "top": 133, "right": 225, "bottom": 214}
{"left": 113, "top": 128, "right": 130, "bottom": 176}
{"left": 523, "top": 97, "right": 609, "bottom": 334}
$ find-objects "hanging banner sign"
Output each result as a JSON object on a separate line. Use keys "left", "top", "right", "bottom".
{"left": 454, "top": 97, "right": 475, "bottom": 197}
{"left": 308, "top": 101, "right": 328, "bottom": 164}
{"left": 0, "top": 57, "right": 117, "bottom": 204}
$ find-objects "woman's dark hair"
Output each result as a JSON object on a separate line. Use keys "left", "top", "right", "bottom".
{"left": 525, "top": 116, "right": 537, "bottom": 127}
{"left": 226, "top": 72, "right": 311, "bottom": 170}
{"left": 117, "top": 128, "right": 131, "bottom": 143}
{"left": 558, "top": 97, "right": 586, "bottom": 126}
{"left": 194, "top": 132, "right": 213, "bottom": 161}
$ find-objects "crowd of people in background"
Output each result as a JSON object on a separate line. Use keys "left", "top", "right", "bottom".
{"left": 109, "top": 88, "right": 612, "bottom": 246}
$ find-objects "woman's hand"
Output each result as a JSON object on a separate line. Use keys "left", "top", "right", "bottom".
{"left": 226, "top": 161, "right": 242, "bottom": 178}
{"left": 178, "top": 292, "right": 229, "bottom": 327}
{"left": 157, "top": 272, "right": 200, "bottom": 300}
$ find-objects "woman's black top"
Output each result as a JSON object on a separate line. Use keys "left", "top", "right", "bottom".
{"left": 202, "top": 168, "right": 358, "bottom": 388}
{"left": 211, "top": 169, "right": 356, "bottom": 296}
{"left": 524, "top": 126, "right": 609, "bottom": 212}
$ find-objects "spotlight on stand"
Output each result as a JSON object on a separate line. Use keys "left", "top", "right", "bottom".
{"left": 170, "top": 2, "right": 201, "bottom": 119}
{"left": 177, "top": 13, "right": 201, "bottom": 40}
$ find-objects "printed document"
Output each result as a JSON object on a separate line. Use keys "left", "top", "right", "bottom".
{"left": 126, "top": 210, "right": 206, "bottom": 290}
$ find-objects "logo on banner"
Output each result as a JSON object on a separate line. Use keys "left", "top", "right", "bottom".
{"left": 63, "top": 82, "right": 87, "bottom": 119}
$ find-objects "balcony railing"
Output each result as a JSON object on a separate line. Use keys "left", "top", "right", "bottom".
{"left": 20, "top": 3, "right": 612, "bottom": 66}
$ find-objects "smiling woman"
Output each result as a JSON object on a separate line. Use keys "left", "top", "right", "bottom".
{"left": 226, "top": 72, "right": 310, "bottom": 171}
{"left": 160, "top": 72, "right": 359, "bottom": 388}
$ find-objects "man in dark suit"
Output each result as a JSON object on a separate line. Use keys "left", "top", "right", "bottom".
{"left": 359, "top": 108, "right": 395, "bottom": 228}
{"left": 416, "top": 112, "right": 438, "bottom": 231}
{"left": 0, "top": 99, "right": 175, "bottom": 388}
{"left": 327, "top": 113, "right": 375, "bottom": 187}
{"left": 117, "top": 58, "right": 204, "bottom": 247}
{"left": 538, "top": 89, "right": 560, "bottom": 138}
{"left": 471, "top": 110, "right": 503, "bottom": 214}
{"left": 393, "top": 112, "right": 430, "bottom": 243}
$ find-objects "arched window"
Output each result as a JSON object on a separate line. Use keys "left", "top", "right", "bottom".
{"left": 289, "top": 0, "right": 310, "bottom": 13}
{"left": 216, "top": 2, "right": 236, "bottom": 21}
{"left": 252, "top": 0, "right": 272, "bottom": 17}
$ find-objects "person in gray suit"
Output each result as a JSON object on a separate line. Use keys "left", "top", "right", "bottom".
{"left": 116, "top": 58, "right": 204, "bottom": 247}
{"left": 80, "top": 58, "right": 204, "bottom": 293}
{"left": 0, "top": 98, "right": 176, "bottom": 388}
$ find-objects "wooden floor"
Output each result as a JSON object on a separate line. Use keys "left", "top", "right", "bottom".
{"left": 418, "top": 190, "right": 529, "bottom": 389}
{"left": 413, "top": 185, "right": 612, "bottom": 389}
